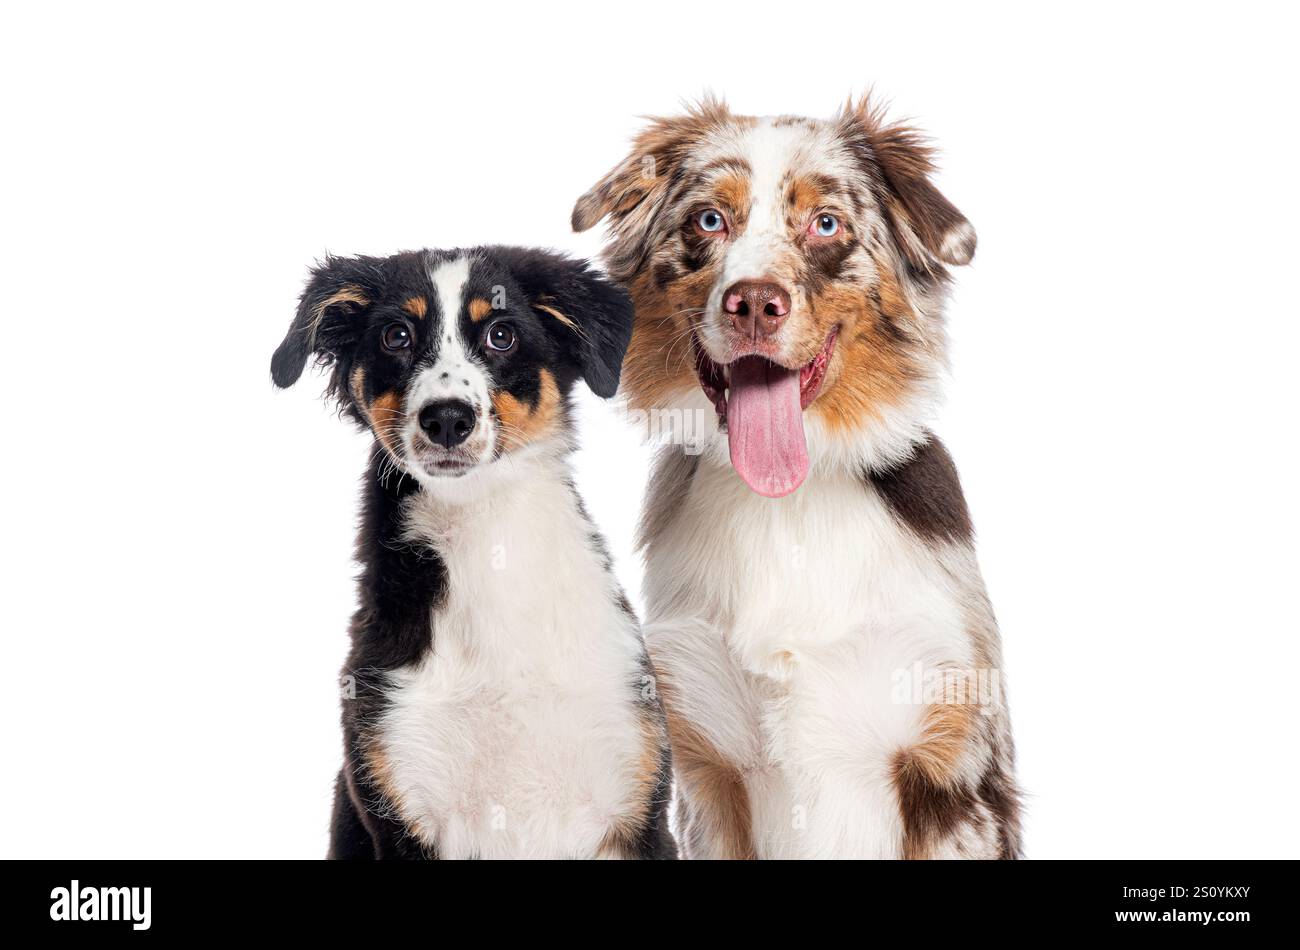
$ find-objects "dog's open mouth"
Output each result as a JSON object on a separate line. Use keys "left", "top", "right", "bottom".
{"left": 692, "top": 328, "right": 838, "bottom": 498}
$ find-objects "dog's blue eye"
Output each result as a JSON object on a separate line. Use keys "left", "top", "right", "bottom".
{"left": 696, "top": 209, "right": 726, "bottom": 233}
{"left": 382, "top": 323, "right": 412, "bottom": 350}
{"left": 485, "top": 321, "right": 516, "bottom": 352}
{"left": 812, "top": 213, "right": 839, "bottom": 237}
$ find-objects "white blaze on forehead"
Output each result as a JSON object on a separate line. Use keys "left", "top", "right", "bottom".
{"left": 430, "top": 254, "right": 472, "bottom": 322}
{"left": 698, "top": 121, "right": 817, "bottom": 359}
{"left": 717, "top": 120, "right": 806, "bottom": 290}
{"left": 407, "top": 253, "right": 491, "bottom": 414}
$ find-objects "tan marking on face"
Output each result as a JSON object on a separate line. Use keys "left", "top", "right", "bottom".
{"left": 402, "top": 297, "right": 428, "bottom": 319}
{"left": 352, "top": 368, "right": 405, "bottom": 458}
{"left": 468, "top": 298, "right": 493, "bottom": 322}
{"left": 807, "top": 266, "right": 920, "bottom": 432}
{"left": 785, "top": 174, "right": 852, "bottom": 243}
{"left": 620, "top": 272, "right": 706, "bottom": 414}
{"left": 712, "top": 173, "right": 751, "bottom": 224}
{"left": 490, "top": 369, "right": 561, "bottom": 451}
{"left": 655, "top": 672, "right": 754, "bottom": 860}
{"left": 785, "top": 175, "right": 824, "bottom": 220}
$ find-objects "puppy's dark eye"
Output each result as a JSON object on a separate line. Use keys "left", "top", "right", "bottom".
{"left": 485, "top": 321, "right": 516, "bottom": 353}
{"left": 382, "top": 323, "right": 412, "bottom": 351}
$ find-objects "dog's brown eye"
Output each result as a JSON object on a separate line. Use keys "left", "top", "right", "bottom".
{"left": 485, "top": 321, "right": 515, "bottom": 352}
{"left": 382, "top": 323, "right": 412, "bottom": 351}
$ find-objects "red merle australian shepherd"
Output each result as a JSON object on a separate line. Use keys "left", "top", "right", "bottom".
{"left": 272, "top": 248, "right": 674, "bottom": 859}
{"left": 574, "top": 96, "right": 1022, "bottom": 858}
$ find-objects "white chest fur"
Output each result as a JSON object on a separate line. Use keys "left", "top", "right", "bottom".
{"left": 643, "top": 459, "right": 977, "bottom": 858}
{"left": 375, "top": 464, "right": 649, "bottom": 859}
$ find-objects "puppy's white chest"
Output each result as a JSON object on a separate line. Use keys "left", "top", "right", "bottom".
{"left": 374, "top": 480, "right": 649, "bottom": 859}
{"left": 378, "top": 648, "right": 644, "bottom": 859}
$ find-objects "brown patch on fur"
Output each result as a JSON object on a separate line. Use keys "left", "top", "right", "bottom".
{"left": 784, "top": 174, "right": 854, "bottom": 247}
{"left": 491, "top": 369, "right": 561, "bottom": 451}
{"left": 875, "top": 262, "right": 913, "bottom": 318}
{"left": 806, "top": 276, "right": 919, "bottom": 432}
{"left": 467, "top": 298, "right": 493, "bottom": 322}
{"left": 870, "top": 435, "right": 974, "bottom": 544}
{"left": 891, "top": 700, "right": 999, "bottom": 859}
{"left": 619, "top": 272, "right": 708, "bottom": 415}
{"left": 352, "top": 366, "right": 404, "bottom": 458}
{"left": 656, "top": 674, "right": 755, "bottom": 859}
{"left": 402, "top": 296, "right": 428, "bottom": 319}
{"left": 785, "top": 174, "right": 824, "bottom": 219}
{"left": 912, "top": 701, "right": 975, "bottom": 785}
{"left": 892, "top": 757, "right": 974, "bottom": 860}
{"left": 712, "top": 173, "right": 751, "bottom": 224}
{"left": 369, "top": 391, "right": 404, "bottom": 457}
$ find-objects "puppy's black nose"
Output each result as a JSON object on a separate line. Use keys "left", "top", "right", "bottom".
{"left": 419, "top": 400, "right": 476, "bottom": 449}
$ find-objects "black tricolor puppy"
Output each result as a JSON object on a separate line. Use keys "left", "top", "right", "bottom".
{"left": 272, "top": 247, "right": 675, "bottom": 859}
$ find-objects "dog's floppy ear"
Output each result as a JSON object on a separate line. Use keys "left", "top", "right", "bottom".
{"left": 496, "top": 248, "right": 634, "bottom": 399}
{"left": 271, "top": 256, "right": 380, "bottom": 388}
{"left": 839, "top": 96, "right": 976, "bottom": 272}
{"left": 572, "top": 96, "right": 731, "bottom": 277}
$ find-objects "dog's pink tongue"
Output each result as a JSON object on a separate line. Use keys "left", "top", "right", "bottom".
{"left": 726, "top": 356, "right": 808, "bottom": 498}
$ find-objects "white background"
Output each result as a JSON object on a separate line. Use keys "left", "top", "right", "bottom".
{"left": 2, "top": 1, "right": 1297, "bottom": 859}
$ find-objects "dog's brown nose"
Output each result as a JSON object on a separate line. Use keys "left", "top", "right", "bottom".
{"left": 723, "top": 280, "right": 791, "bottom": 339}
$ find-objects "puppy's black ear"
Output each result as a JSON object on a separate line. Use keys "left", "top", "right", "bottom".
{"left": 496, "top": 248, "right": 634, "bottom": 399}
{"left": 271, "top": 256, "right": 379, "bottom": 388}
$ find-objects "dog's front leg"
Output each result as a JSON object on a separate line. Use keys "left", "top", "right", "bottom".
{"left": 646, "top": 616, "right": 762, "bottom": 859}
{"left": 668, "top": 718, "right": 756, "bottom": 860}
